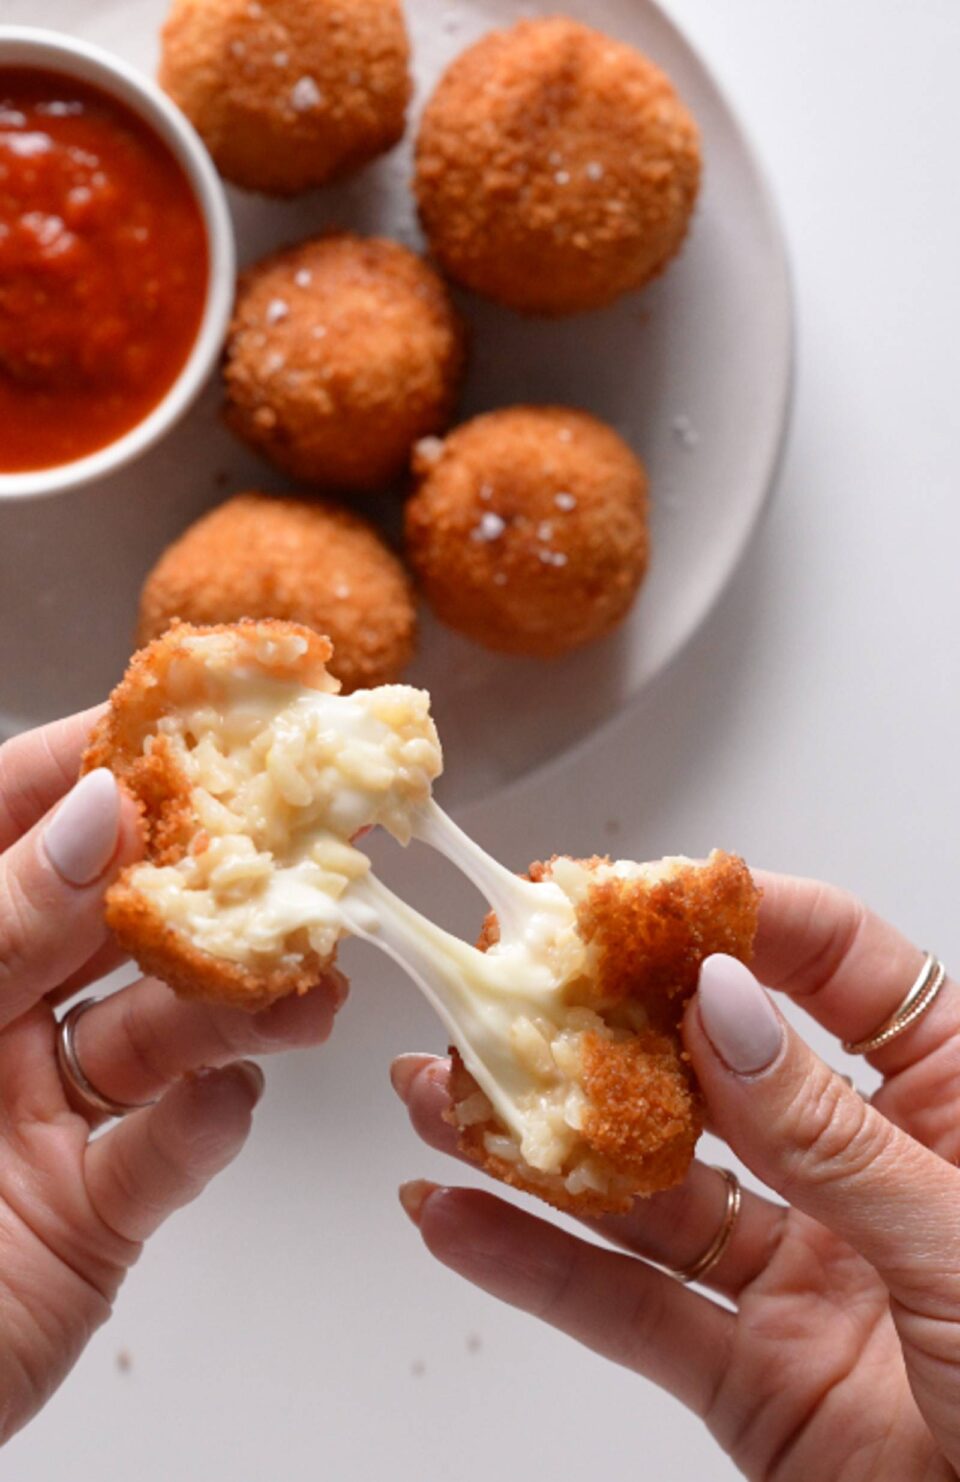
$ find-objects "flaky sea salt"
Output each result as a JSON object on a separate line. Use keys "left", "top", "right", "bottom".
{"left": 471, "top": 512, "right": 506, "bottom": 542}
{"left": 291, "top": 76, "right": 324, "bottom": 111}
{"left": 672, "top": 413, "right": 700, "bottom": 448}
{"left": 554, "top": 492, "right": 577, "bottom": 511}
{"left": 415, "top": 436, "right": 444, "bottom": 464}
{"left": 266, "top": 298, "right": 289, "bottom": 325}
{"left": 274, "top": 50, "right": 290, "bottom": 67}
{"left": 295, "top": 268, "right": 313, "bottom": 288}
{"left": 585, "top": 160, "right": 605, "bottom": 182}
{"left": 537, "top": 521, "right": 554, "bottom": 542}
{"left": 554, "top": 170, "right": 571, "bottom": 186}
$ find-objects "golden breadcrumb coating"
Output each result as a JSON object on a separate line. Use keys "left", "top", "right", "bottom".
{"left": 83, "top": 621, "right": 340, "bottom": 1011}
{"left": 224, "top": 234, "right": 466, "bottom": 489}
{"left": 415, "top": 16, "right": 701, "bottom": 315}
{"left": 159, "top": 0, "right": 411, "bottom": 195}
{"left": 137, "top": 493, "right": 416, "bottom": 694}
{"left": 450, "top": 852, "right": 761, "bottom": 1215}
{"left": 405, "top": 406, "right": 649, "bottom": 657}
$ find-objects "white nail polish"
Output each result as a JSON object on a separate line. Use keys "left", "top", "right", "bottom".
{"left": 698, "top": 954, "right": 784, "bottom": 1074}
{"left": 44, "top": 769, "right": 120, "bottom": 886}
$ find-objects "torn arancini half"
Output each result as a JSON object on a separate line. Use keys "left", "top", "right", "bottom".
{"left": 83, "top": 620, "right": 441, "bottom": 1010}
{"left": 444, "top": 851, "right": 760, "bottom": 1215}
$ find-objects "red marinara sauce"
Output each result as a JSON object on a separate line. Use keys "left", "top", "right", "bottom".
{"left": 0, "top": 68, "right": 209, "bottom": 473}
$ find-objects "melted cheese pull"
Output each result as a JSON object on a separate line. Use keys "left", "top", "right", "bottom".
{"left": 347, "top": 836, "right": 686, "bottom": 1188}
{"left": 125, "top": 654, "right": 683, "bottom": 1196}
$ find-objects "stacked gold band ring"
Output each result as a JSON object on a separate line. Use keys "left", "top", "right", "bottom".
{"left": 842, "top": 953, "right": 948, "bottom": 1056}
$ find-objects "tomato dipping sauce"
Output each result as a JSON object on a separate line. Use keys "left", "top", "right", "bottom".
{"left": 0, "top": 67, "right": 209, "bottom": 473}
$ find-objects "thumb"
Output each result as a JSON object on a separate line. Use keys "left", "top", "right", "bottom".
{"left": 0, "top": 769, "right": 141, "bottom": 1029}
{"left": 685, "top": 954, "right": 960, "bottom": 1314}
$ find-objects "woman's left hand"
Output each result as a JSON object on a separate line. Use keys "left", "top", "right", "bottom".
{"left": 0, "top": 708, "right": 348, "bottom": 1444}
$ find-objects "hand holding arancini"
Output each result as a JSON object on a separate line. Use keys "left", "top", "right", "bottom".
{"left": 223, "top": 233, "right": 465, "bottom": 490}
{"left": 0, "top": 704, "right": 347, "bottom": 1444}
{"left": 395, "top": 886, "right": 960, "bottom": 1481}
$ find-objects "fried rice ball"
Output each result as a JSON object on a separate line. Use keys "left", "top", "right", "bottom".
{"left": 158, "top": 0, "right": 411, "bottom": 195}
{"left": 83, "top": 621, "right": 345, "bottom": 1010}
{"left": 414, "top": 16, "right": 701, "bottom": 315}
{"left": 405, "top": 406, "right": 650, "bottom": 657}
{"left": 136, "top": 493, "right": 416, "bottom": 694}
{"left": 224, "top": 234, "right": 466, "bottom": 489}
{"left": 84, "top": 620, "right": 444, "bottom": 1013}
{"left": 448, "top": 851, "right": 761, "bottom": 1215}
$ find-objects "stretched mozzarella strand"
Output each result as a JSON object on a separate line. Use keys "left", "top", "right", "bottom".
{"left": 343, "top": 869, "right": 586, "bottom": 1152}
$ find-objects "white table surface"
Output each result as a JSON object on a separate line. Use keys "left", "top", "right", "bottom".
{"left": 4, "top": 1, "right": 960, "bottom": 1478}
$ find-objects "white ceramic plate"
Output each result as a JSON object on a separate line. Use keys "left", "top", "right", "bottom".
{"left": 0, "top": 0, "right": 792, "bottom": 807}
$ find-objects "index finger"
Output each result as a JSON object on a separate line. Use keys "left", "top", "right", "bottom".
{"left": 751, "top": 871, "right": 957, "bottom": 1076}
{"left": 0, "top": 705, "right": 106, "bottom": 852}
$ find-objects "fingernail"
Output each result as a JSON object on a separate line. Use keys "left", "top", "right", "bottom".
{"left": 698, "top": 954, "right": 784, "bottom": 1074}
{"left": 234, "top": 1060, "right": 265, "bottom": 1104}
{"left": 44, "top": 769, "right": 121, "bottom": 886}
{"left": 399, "top": 1179, "right": 439, "bottom": 1227}
{"left": 390, "top": 1054, "right": 435, "bottom": 1104}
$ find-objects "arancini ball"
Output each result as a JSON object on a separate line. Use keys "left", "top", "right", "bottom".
{"left": 159, "top": 0, "right": 411, "bottom": 196}
{"left": 137, "top": 492, "right": 416, "bottom": 693}
{"left": 405, "top": 407, "right": 650, "bottom": 657}
{"left": 223, "top": 233, "right": 466, "bottom": 490}
{"left": 414, "top": 17, "right": 700, "bottom": 315}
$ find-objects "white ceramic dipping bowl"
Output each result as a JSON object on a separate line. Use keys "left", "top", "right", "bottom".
{"left": 0, "top": 27, "right": 235, "bottom": 501}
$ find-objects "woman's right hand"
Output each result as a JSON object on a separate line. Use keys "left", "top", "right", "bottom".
{"left": 393, "top": 872, "right": 960, "bottom": 1481}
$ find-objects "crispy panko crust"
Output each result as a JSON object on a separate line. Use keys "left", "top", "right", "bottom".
{"left": 83, "top": 620, "right": 340, "bottom": 1012}
{"left": 451, "top": 852, "right": 760, "bottom": 1215}
{"left": 137, "top": 492, "right": 416, "bottom": 694}
{"left": 415, "top": 16, "right": 701, "bottom": 315}
{"left": 224, "top": 233, "right": 466, "bottom": 490}
{"left": 405, "top": 406, "right": 649, "bottom": 657}
{"left": 159, "top": 0, "right": 411, "bottom": 195}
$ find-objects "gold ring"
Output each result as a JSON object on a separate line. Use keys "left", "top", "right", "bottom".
{"left": 669, "top": 1167, "right": 742, "bottom": 1285}
{"left": 842, "top": 954, "right": 948, "bottom": 1056}
{"left": 56, "top": 998, "right": 157, "bottom": 1121}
